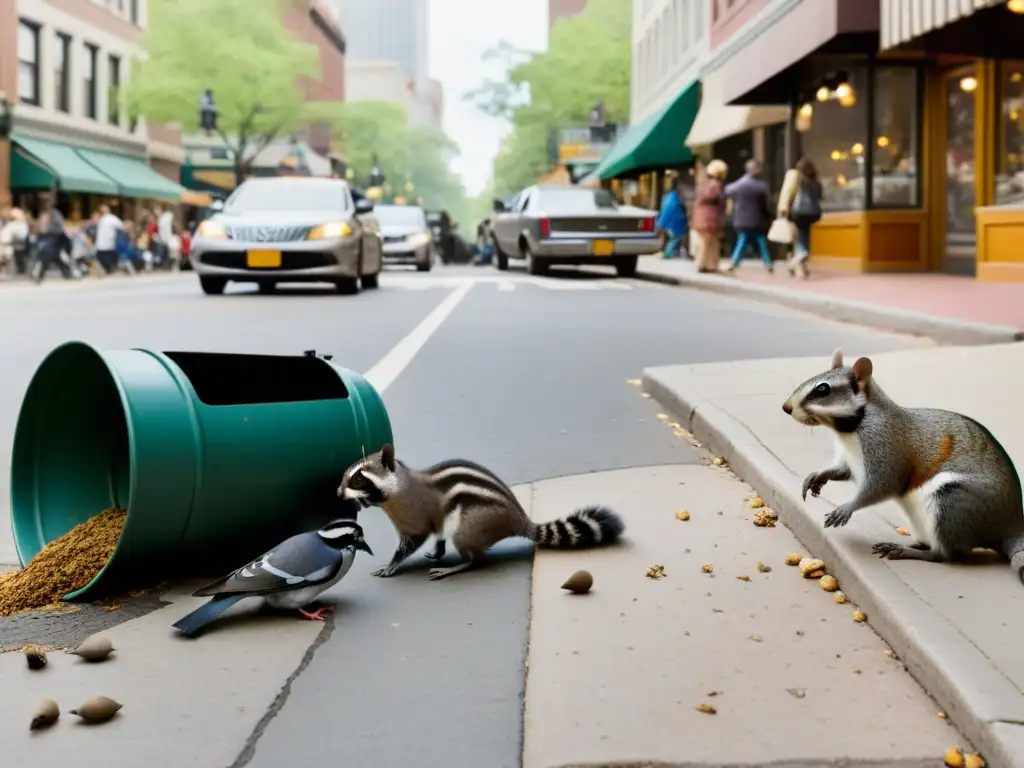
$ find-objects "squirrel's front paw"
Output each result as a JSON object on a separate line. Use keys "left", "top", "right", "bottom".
{"left": 823, "top": 504, "right": 855, "bottom": 529}
{"left": 802, "top": 472, "right": 828, "bottom": 501}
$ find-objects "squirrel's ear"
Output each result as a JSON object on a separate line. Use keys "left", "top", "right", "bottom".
{"left": 830, "top": 348, "right": 844, "bottom": 369}
{"left": 380, "top": 443, "right": 396, "bottom": 472}
{"left": 851, "top": 357, "right": 873, "bottom": 392}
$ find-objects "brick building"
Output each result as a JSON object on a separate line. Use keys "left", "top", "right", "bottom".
{"left": 0, "top": 0, "right": 185, "bottom": 215}
{"left": 282, "top": 0, "right": 347, "bottom": 157}
{"left": 549, "top": 0, "right": 588, "bottom": 29}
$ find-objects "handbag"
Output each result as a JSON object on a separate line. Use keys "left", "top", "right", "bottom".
{"left": 767, "top": 217, "right": 796, "bottom": 245}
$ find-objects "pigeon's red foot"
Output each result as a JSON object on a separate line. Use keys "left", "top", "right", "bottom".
{"left": 298, "top": 606, "right": 333, "bottom": 621}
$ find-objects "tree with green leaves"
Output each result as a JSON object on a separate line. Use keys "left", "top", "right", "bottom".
{"left": 467, "top": 0, "right": 631, "bottom": 196}
{"left": 127, "top": 0, "right": 343, "bottom": 185}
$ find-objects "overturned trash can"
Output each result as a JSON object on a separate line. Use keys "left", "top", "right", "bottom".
{"left": 10, "top": 342, "right": 393, "bottom": 601}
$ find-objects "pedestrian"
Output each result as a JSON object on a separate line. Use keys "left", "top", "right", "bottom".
{"left": 656, "top": 172, "right": 689, "bottom": 259}
{"left": 157, "top": 204, "right": 175, "bottom": 269}
{"left": 778, "top": 157, "right": 823, "bottom": 279}
{"left": 724, "top": 159, "right": 774, "bottom": 274}
{"left": 690, "top": 159, "right": 729, "bottom": 273}
{"left": 93, "top": 204, "right": 124, "bottom": 275}
{"left": 33, "top": 194, "right": 72, "bottom": 284}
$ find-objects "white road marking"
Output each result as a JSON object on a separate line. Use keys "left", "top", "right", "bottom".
{"left": 362, "top": 280, "right": 474, "bottom": 394}
{"left": 496, "top": 279, "right": 516, "bottom": 292}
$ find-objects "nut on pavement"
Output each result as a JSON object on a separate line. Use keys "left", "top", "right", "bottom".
{"left": 68, "top": 634, "right": 114, "bottom": 662}
{"left": 700, "top": 564, "right": 713, "bottom": 574}
{"left": 833, "top": 591, "right": 848, "bottom": 604}
{"left": 695, "top": 703, "right": 717, "bottom": 715}
{"left": 799, "top": 558, "right": 826, "bottom": 579}
{"left": 645, "top": 564, "right": 666, "bottom": 579}
{"left": 30, "top": 698, "right": 60, "bottom": 730}
{"left": 964, "top": 754, "right": 986, "bottom": 768}
{"left": 561, "top": 570, "right": 593, "bottom": 594}
{"left": 784, "top": 552, "right": 803, "bottom": 566}
{"left": 675, "top": 509, "right": 690, "bottom": 521}
{"left": 23, "top": 645, "right": 47, "bottom": 670}
{"left": 70, "top": 696, "right": 122, "bottom": 724}
{"left": 944, "top": 747, "right": 965, "bottom": 767}
{"left": 749, "top": 496, "right": 765, "bottom": 508}
{"left": 711, "top": 456, "right": 726, "bottom": 466}
{"left": 852, "top": 610, "right": 867, "bottom": 623}
{"left": 753, "top": 509, "right": 778, "bottom": 527}
{"left": 819, "top": 575, "right": 839, "bottom": 592}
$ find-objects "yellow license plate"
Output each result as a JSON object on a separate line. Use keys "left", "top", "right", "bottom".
{"left": 592, "top": 239, "right": 614, "bottom": 256}
{"left": 247, "top": 250, "right": 282, "bottom": 268}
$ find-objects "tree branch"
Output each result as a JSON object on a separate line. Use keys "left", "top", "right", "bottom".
{"left": 240, "top": 117, "right": 292, "bottom": 167}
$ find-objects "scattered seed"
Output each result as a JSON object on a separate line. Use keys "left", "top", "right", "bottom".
{"left": 696, "top": 703, "right": 717, "bottom": 715}
{"left": 711, "top": 456, "right": 726, "bottom": 466}
{"left": 736, "top": 575, "right": 751, "bottom": 583}
{"left": 834, "top": 591, "right": 848, "bottom": 604}
{"left": 883, "top": 648, "right": 897, "bottom": 659}
{"left": 701, "top": 564, "right": 713, "bottom": 574}
{"left": 645, "top": 564, "right": 666, "bottom": 580}
{"left": 749, "top": 633, "right": 762, "bottom": 642}
{"left": 786, "top": 688, "right": 806, "bottom": 699}
{"left": 896, "top": 527, "right": 911, "bottom": 536}
{"left": 852, "top": 610, "right": 867, "bottom": 623}
{"left": 675, "top": 509, "right": 690, "bottom": 521}
{"left": 707, "top": 690, "right": 722, "bottom": 697}
{"left": 756, "top": 562, "right": 772, "bottom": 573}
{"left": 753, "top": 509, "right": 778, "bottom": 527}
{"left": 749, "top": 496, "right": 765, "bottom": 508}
{"left": 964, "top": 755, "right": 986, "bottom": 768}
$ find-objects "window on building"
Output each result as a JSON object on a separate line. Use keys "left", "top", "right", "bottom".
{"left": 130, "top": 0, "right": 139, "bottom": 25}
{"left": 871, "top": 66, "right": 920, "bottom": 207}
{"left": 55, "top": 32, "right": 72, "bottom": 113}
{"left": 18, "top": 20, "right": 40, "bottom": 106}
{"left": 84, "top": 43, "right": 99, "bottom": 120}
{"left": 996, "top": 61, "right": 1024, "bottom": 206}
{"left": 795, "top": 63, "right": 869, "bottom": 211}
{"left": 108, "top": 54, "right": 122, "bottom": 125}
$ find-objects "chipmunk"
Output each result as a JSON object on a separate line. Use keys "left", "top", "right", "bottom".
{"left": 336, "top": 444, "right": 625, "bottom": 581}
{"left": 782, "top": 348, "right": 1024, "bottom": 582}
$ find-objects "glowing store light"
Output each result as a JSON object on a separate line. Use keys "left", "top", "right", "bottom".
{"left": 835, "top": 83, "right": 853, "bottom": 100}
{"left": 816, "top": 86, "right": 830, "bottom": 102}
{"left": 960, "top": 76, "right": 978, "bottom": 92}
{"left": 851, "top": 143, "right": 864, "bottom": 155}
{"left": 1008, "top": 0, "right": 1024, "bottom": 14}
{"left": 877, "top": 136, "right": 890, "bottom": 148}
{"left": 798, "top": 103, "right": 813, "bottom": 118}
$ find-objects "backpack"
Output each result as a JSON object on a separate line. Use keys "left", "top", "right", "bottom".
{"left": 791, "top": 179, "right": 822, "bottom": 221}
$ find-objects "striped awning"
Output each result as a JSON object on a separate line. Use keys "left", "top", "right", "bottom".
{"left": 880, "top": 0, "right": 1002, "bottom": 49}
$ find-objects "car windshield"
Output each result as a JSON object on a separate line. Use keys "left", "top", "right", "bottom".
{"left": 534, "top": 188, "right": 618, "bottom": 213}
{"left": 376, "top": 206, "right": 427, "bottom": 228}
{"left": 225, "top": 180, "right": 351, "bottom": 212}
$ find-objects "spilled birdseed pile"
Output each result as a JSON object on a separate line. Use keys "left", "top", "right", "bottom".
{"left": 0, "top": 507, "right": 126, "bottom": 617}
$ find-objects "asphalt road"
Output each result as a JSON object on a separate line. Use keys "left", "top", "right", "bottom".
{"left": 0, "top": 265, "right": 929, "bottom": 766}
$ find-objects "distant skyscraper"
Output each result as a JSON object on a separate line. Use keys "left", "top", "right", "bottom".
{"left": 549, "top": 0, "right": 588, "bottom": 30}
{"left": 335, "top": 0, "right": 428, "bottom": 89}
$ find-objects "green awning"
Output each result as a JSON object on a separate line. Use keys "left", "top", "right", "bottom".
{"left": 76, "top": 148, "right": 186, "bottom": 201}
{"left": 594, "top": 80, "right": 700, "bottom": 180}
{"left": 9, "top": 133, "right": 120, "bottom": 195}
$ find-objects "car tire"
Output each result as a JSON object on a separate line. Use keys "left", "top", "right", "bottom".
{"left": 494, "top": 239, "right": 508, "bottom": 271}
{"left": 416, "top": 259, "right": 432, "bottom": 272}
{"left": 257, "top": 281, "right": 277, "bottom": 294}
{"left": 335, "top": 276, "right": 360, "bottom": 295}
{"left": 615, "top": 256, "right": 638, "bottom": 278}
{"left": 361, "top": 271, "right": 380, "bottom": 289}
{"left": 525, "top": 245, "right": 548, "bottom": 276}
{"left": 199, "top": 276, "right": 227, "bottom": 295}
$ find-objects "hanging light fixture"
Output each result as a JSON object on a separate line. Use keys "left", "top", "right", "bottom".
{"left": 816, "top": 86, "right": 830, "bottom": 102}
{"left": 960, "top": 76, "right": 978, "bottom": 92}
{"left": 798, "top": 103, "right": 813, "bottom": 118}
{"left": 1008, "top": 0, "right": 1024, "bottom": 14}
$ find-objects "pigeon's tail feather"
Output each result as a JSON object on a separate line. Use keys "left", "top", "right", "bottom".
{"left": 172, "top": 595, "right": 246, "bottom": 637}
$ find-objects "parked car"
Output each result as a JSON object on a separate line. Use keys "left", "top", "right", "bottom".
{"left": 489, "top": 185, "right": 659, "bottom": 277}
{"left": 376, "top": 204, "right": 433, "bottom": 272}
{"left": 190, "top": 177, "right": 383, "bottom": 295}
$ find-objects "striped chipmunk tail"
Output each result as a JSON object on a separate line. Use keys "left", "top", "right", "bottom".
{"left": 532, "top": 505, "right": 625, "bottom": 549}
{"left": 1008, "top": 535, "right": 1024, "bottom": 586}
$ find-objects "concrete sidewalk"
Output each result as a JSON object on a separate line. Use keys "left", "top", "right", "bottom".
{"left": 644, "top": 343, "right": 1024, "bottom": 768}
{"left": 636, "top": 256, "right": 1024, "bottom": 345}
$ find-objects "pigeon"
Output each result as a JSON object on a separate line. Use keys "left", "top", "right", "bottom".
{"left": 171, "top": 519, "right": 373, "bottom": 637}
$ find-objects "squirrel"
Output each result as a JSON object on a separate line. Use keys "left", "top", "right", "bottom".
{"left": 782, "top": 348, "right": 1024, "bottom": 582}
{"left": 336, "top": 444, "right": 625, "bottom": 581}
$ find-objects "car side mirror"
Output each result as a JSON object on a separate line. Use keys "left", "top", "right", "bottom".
{"left": 355, "top": 198, "right": 374, "bottom": 214}
{"left": 492, "top": 199, "right": 507, "bottom": 213}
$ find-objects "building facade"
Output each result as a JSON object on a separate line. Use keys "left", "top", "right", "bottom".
{"left": 283, "top": 0, "right": 347, "bottom": 157}
{"left": 1, "top": 0, "right": 185, "bottom": 216}
{"left": 549, "top": 0, "right": 588, "bottom": 29}
{"left": 335, "top": 0, "right": 427, "bottom": 89}
{"left": 345, "top": 60, "right": 414, "bottom": 109}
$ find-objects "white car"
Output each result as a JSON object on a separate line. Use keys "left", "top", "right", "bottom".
{"left": 376, "top": 204, "right": 433, "bottom": 272}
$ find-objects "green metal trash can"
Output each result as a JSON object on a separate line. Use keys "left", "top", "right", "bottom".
{"left": 9, "top": 342, "right": 393, "bottom": 601}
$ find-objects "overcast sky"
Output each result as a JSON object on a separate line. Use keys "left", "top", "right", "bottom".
{"left": 427, "top": 0, "right": 548, "bottom": 196}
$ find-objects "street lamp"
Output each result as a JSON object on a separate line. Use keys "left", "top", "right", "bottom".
{"left": 369, "top": 153, "right": 385, "bottom": 187}
{"left": 199, "top": 89, "right": 218, "bottom": 135}
{"left": 0, "top": 92, "right": 12, "bottom": 140}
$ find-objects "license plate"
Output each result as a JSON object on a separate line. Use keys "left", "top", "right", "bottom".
{"left": 247, "top": 250, "right": 282, "bottom": 268}
{"left": 592, "top": 239, "right": 614, "bottom": 256}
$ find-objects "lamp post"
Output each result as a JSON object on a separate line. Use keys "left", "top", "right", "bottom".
{"left": 368, "top": 153, "right": 385, "bottom": 188}
{"left": 199, "top": 89, "right": 218, "bottom": 135}
{"left": 0, "top": 92, "right": 12, "bottom": 140}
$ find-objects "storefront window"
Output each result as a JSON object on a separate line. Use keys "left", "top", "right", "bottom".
{"left": 872, "top": 67, "right": 920, "bottom": 207}
{"left": 996, "top": 61, "right": 1024, "bottom": 206}
{"left": 796, "top": 65, "right": 869, "bottom": 211}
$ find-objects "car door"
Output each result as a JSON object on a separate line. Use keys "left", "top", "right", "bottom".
{"left": 352, "top": 189, "right": 382, "bottom": 273}
{"left": 492, "top": 192, "right": 519, "bottom": 252}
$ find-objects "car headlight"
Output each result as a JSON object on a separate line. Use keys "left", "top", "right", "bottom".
{"left": 407, "top": 232, "right": 432, "bottom": 246}
{"left": 197, "top": 220, "right": 226, "bottom": 239}
{"left": 307, "top": 221, "right": 353, "bottom": 240}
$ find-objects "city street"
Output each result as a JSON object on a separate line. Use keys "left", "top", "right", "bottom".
{"left": 0, "top": 266, "right": 969, "bottom": 767}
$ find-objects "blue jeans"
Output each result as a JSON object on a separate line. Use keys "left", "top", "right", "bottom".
{"left": 729, "top": 230, "right": 773, "bottom": 269}
{"left": 662, "top": 229, "right": 685, "bottom": 258}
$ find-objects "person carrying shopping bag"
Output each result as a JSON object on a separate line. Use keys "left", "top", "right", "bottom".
{"left": 691, "top": 159, "right": 728, "bottom": 273}
{"left": 777, "top": 158, "right": 822, "bottom": 279}
{"left": 656, "top": 173, "right": 689, "bottom": 259}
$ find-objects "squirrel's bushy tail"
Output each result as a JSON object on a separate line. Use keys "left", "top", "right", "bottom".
{"left": 531, "top": 505, "right": 625, "bottom": 549}
{"left": 1006, "top": 535, "right": 1024, "bottom": 585}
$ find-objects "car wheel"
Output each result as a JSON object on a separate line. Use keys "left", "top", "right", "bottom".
{"left": 525, "top": 245, "right": 548, "bottom": 276}
{"left": 335, "top": 277, "right": 360, "bottom": 295}
{"left": 199, "top": 276, "right": 227, "bottom": 295}
{"left": 416, "top": 259, "right": 432, "bottom": 272}
{"left": 615, "top": 256, "right": 638, "bottom": 278}
{"left": 361, "top": 271, "right": 380, "bottom": 289}
{"left": 494, "top": 238, "right": 508, "bottom": 271}
{"left": 257, "top": 281, "right": 276, "bottom": 294}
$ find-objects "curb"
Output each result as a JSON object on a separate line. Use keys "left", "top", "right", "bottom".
{"left": 642, "top": 367, "right": 1024, "bottom": 768}
{"left": 636, "top": 269, "right": 1024, "bottom": 346}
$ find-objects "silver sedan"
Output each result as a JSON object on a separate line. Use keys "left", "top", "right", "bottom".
{"left": 191, "top": 177, "right": 384, "bottom": 295}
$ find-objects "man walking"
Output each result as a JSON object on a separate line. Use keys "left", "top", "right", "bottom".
{"left": 33, "top": 194, "right": 71, "bottom": 284}
{"left": 94, "top": 204, "right": 123, "bottom": 275}
{"left": 157, "top": 204, "right": 175, "bottom": 269}
{"left": 724, "top": 159, "right": 774, "bottom": 274}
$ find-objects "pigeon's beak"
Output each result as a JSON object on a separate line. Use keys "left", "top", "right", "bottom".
{"left": 356, "top": 538, "right": 374, "bottom": 556}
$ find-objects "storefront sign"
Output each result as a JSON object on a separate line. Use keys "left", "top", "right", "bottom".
{"left": 557, "top": 125, "right": 622, "bottom": 164}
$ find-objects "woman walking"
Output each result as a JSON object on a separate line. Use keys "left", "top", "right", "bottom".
{"left": 778, "top": 158, "right": 822, "bottom": 279}
{"left": 691, "top": 160, "right": 728, "bottom": 273}
{"left": 656, "top": 172, "right": 689, "bottom": 259}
